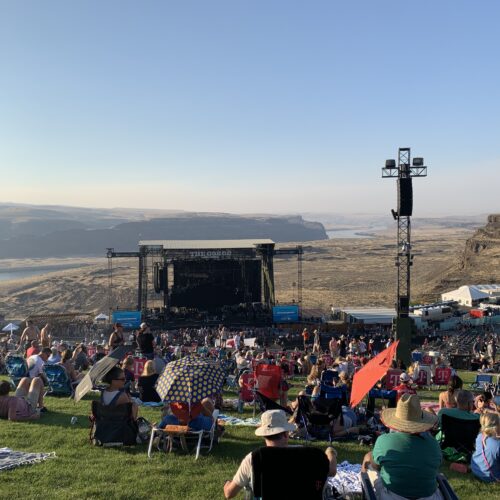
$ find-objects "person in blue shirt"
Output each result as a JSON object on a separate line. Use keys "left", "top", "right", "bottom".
{"left": 471, "top": 412, "right": 500, "bottom": 483}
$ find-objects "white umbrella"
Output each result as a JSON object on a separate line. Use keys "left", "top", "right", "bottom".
{"left": 2, "top": 323, "right": 19, "bottom": 334}
{"left": 94, "top": 313, "right": 109, "bottom": 321}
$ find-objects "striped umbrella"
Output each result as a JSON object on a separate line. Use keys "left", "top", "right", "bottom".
{"left": 155, "top": 356, "right": 225, "bottom": 404}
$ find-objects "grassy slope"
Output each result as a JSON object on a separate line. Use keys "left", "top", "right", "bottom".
{"left": 0, "top": 371, "right": 498, "bottom": 499}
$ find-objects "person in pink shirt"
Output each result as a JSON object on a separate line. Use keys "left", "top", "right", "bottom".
{"left": 0, "top": 379, "right": 43, "bottom": 421}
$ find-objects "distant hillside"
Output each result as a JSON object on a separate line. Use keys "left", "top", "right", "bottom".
{"left": 425, "top": 214, "right": 500, "bottom": 296}
{"left": 0, "top": 204, "right": 327, "bottom": 258}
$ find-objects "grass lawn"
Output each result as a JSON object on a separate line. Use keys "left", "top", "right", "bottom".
{"left": 0, "top": 370, "right": 498, "bottom": 499}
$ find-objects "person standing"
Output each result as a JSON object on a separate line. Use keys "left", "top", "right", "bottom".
{"left": 302, "top": 328, "right": 310, "bottom": 350}
{"left": 19, "top": 320, "right": 40, "bottom": 352}
{"left": 40, "top": 323, "right": 51, "bottom": 349}
{"left": 109, "top": 323, "right": 125, "bottom": 350}
{"left": 136, "top": 322, "right": 155, "bottom": 360}
{"left": 234, "top": 332, "right": 241, "bottom": 351}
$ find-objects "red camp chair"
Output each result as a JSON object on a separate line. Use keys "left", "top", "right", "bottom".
{"left": 239, "top": 372, "right": 256, "bottom": 403}
{"left": 132, "top": 357, "right": 147, "bottom": 380}
{"left": 415, "top": 369, "right": 431, "bottom": 388}
{"left": 422, "top": 355, "right": 433, "bottom": 365}
{"left": 385, "top": 369, "right": 403, "bottom": 390}
{"left": 254, "top": 364, "right": 281, "bottom": 401}
{"left": 434, "top": 367, "right": 452, "bottom": 387}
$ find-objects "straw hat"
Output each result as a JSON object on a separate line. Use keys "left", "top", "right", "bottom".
{"left": 255, "top": 410, "right": 296, "bottom": 437}
{"left": 381, "top": 394, "right": 436, "bottom": 433}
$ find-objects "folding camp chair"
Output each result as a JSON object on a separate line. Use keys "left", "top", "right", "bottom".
{"left": 296, "top": 395, "right": 343, "bottom": 442}
{"left": 433, "top": 367, "right": 452, "bottom": 388}
{"left": 249, "top": 446, "right": 329, "bottom": 500}
{"left": 384, "top": 369, "right": 403, "bottom": 390}
{"left": 470, "top": 373, "right": 494, "bottom": 391}
{"left": 90, "top": 401, "right": 138, "bottom": 446}
{"left": 440, "top": 414, "right": 480, "bottom": 461}
{"left": 361, "top": 472, "right": 459, "bottom": 500}
{"left": 5, "top": 354, "right": 29, "bottom": 389}
{"left": 43, "top": 364, "right": 76, "bottom": 397}
{"left": 320, "top": 369, "right": 338, "bottom": 386}
{"left": 147, "top": 410, "right": 220, "bottom": 460}
{"left": 254, "top": 364, "right": 281, "bottom": 400}
{"left": 254, "top": 390, "right": 293, "bottom": 415}
{"left": 414, "top": 367, "right": 431, "bottom": 389}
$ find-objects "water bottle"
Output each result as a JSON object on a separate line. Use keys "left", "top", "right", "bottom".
{"left": 71, "top": 416, "right": 78, "bottom": 425}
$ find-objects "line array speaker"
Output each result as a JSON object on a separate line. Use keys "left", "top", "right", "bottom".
{"left": 397, "top": 178, "right": 413, "bottom": 217}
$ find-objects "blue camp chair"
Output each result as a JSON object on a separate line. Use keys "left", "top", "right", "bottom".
{"left": 320, "top": 369, "right": 338, "bottom": 386}
{"left": 319, "top": 384, "right": 347, "bottom": 404}
{"left": 5, "top": 354, "right": 29, "bottom": 389}
{"left": 470, "top": 373, "right": 494, "bottom": 391}
{"left": 43, "top": 364, "right": 75, "bottom": 397}
{"left": 411, "top": 351, "right": 423, "bottom": 362}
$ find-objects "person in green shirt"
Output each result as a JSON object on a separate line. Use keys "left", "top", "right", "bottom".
{"left": 361, "top": 394, "right": 442, "bottom": 499}
{"left": 437, "top": 389, "right": 479, "bottom": 425}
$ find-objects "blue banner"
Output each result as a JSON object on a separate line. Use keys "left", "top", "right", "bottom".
{"left": 111, "top": 310, "right": 142, "bottom": 329}
{"left": 273, "top": 305, "right": 299, "bottom": 323}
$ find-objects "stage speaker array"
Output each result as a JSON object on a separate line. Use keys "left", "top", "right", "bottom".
{"left": 153, "top": 263, "right": 167, "bottom": 293}
{"left": 397, "top": 178, "right": 413, "bottom": 217}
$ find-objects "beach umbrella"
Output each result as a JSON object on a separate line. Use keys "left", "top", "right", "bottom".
{"left": 2, "top": 323, "right": 19, "bottom": 335}
{"left": 74, "top": 345, "right": 129, "bottom": 402}
{"left": 156, "top": 356, "right": 225, "bottom": 404}
{"left": 94, "top": 313, "right": 109, "bottom": 321}
{"left": 349, "top": 340, "right": 399, "bottom": 408}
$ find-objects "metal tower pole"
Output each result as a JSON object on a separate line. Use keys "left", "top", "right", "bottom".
{"left": 382, "top": 148, "right": 427, "bottom": 364}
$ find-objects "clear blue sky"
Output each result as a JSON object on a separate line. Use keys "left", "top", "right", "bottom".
{"left": 1, "top": 1, "right": 499, "bottom": 215}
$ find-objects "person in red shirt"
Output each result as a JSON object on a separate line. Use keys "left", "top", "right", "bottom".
{"left": 26, "top": 340, "right": 40, "bottom": 358}
{"left": 302, "top": 328, "right": 310, "bottom": 350}
{"left": 159, "top": 398, "right": 215, "bottom": 431}
{"left": 393, "top": 373, "right": 417, "bottom": 402}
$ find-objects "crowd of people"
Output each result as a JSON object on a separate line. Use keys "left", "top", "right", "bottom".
{"left": 1, "top": 319, "right": 499, "bottom": 498}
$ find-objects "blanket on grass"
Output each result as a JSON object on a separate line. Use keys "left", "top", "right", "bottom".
{"left": 218, "top": 414, "right": 260, "bottom": 426}
{"left": 0, "top": 448, "right": 56, "bottom": 472}
{"left": 327, "top": 461, "right": 362, "bottom": 495}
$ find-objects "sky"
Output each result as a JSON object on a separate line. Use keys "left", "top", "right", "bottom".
{"left": 1, "top": 1, "right": 499, "bottom": 215}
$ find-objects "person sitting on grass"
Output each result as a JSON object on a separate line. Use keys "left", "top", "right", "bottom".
{"left": 361, "top": 394, "right": 442, "bottom": 500}
{"left": 474, "top": 392, "right": 496, "bottom": 415}
{"left": 470, "top": 412, "right": 500, "bottom": 483}
{"left": 59, "top": 350, "right": 85, "bottom": 383}
{"left": 26, "top": 340, "right": 40, "bottom": 358}
{"left": 137, "top": 360, "right": 161, "bottom": 403}
{"left": 223, "top": 409, "right": 337, "bottom": 499}
{"left": 122, "top": 356, "right": 136, "bottom": 393}
{"left": 46, "top": 346, "right": 61, "bottom": 365}
{"left": 438, "top": 375, "right": 463, "bottom": 409}
{"left": 72, "top": 344, "right": 89, "bottom": 371}
{"left": 90, "top": 344, "right": 106, "bottom": 365}
{"left": 0, "top": 378, "right": 43, "bottom": 421}
{"left": 101, "top": 366, "right": 138, "bottom": 419}
{"left": 158, "top": 397, "right": 214, "bottom": 431}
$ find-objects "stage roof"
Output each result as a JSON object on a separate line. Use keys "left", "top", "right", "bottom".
{"left": 138, "top": 239, "right": 275, "bottom": 250}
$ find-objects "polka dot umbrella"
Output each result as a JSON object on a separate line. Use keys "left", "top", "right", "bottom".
{"left": 155, "top": 356, "right": 225, "bottom": 404}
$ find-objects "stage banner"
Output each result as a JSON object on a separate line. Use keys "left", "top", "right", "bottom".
{"left": 273, "top": 305, "right": 299, "bottom": 323}
{"left": 111, "top": 310, "right": 142, "bottom": 329}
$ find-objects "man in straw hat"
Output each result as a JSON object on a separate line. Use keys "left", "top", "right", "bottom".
{"left": 223, "top": 410, "right": 337, "bottom": 499}
{"left": 361, "top": 394, "right": 442, "bottom": 500}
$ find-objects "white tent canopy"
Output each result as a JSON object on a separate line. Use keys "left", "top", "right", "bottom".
{"left": 2, "top": 322, "right": 20, "bottom": 333}
{"left": 94, "top": 313, "right": 109, "bottom": 321}
{"left": 441, "top": 285, "right": 494, "bottom": 307}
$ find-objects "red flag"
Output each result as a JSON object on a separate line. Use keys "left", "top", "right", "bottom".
{"left": 349, "top": 340, "right": 399, "bottom": 408}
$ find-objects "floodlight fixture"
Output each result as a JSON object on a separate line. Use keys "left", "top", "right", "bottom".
{"left": 412, "top": 157, "right": 424, "bottom": 166}
{"left": 385, "top": 159, "right": 396, "bottom": 169}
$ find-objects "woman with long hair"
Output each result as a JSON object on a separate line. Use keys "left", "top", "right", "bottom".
{"left": 137, "top": 360, "right": 161, "bottom": 402}
{"left": 438, "top": 375, "right": 463, "bottom": 409}
{"left": 470, "top": 412, "right": 500, "bottom": 482}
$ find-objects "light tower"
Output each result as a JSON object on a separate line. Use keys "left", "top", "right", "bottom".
{"left": 382, "top": 148, "right": 427, "bottom": 364}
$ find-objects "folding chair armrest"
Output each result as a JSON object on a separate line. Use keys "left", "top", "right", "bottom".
{"left": 437, "top": 473, "right": 459, "bottom": 500}
{"left": 360, "top": 472, "right": 377, "bottom": 500}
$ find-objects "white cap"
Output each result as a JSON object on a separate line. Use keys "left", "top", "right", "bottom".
{"left": 140, "top": 322, "right": 148, "bottom": 329}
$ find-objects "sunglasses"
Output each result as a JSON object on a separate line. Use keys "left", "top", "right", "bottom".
{"left": 114, "top": 377, "right": 126, "bottom": 381}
